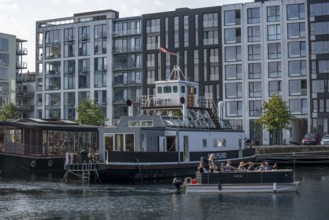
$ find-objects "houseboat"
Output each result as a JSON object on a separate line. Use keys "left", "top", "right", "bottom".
{"left": 91, "top": 65, "right": 255, "bottom": 182}
{"left": 0, "top": 118, "right": 99, "bottom": 178}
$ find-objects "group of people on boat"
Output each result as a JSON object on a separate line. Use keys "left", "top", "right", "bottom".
{"left": 198, "top": 154, "right": 277, "bottom": 173}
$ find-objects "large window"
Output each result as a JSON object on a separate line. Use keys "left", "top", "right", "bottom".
{"left": 288, "top": 22, "right": 305, "bottom": 39}
{"left": 312, "top": 80, "right": 325, "bottom": 93}
{"left": 0, "top": 38, "right": 9, "bottom": 51}
{"left": 268, "top": 43, "right": 281, "bottom": 59}
{"left": 288, "top": 60, "right": 306, "bottom": 77}
{"left": 287, "top": 4, "right": 305, "bottom": 20}
{"left": 225, "top": 28, "right": 241, "bottom": 44}
{"left": 289, "top": 99, "right": 307, "bottom": 115}
{"left": 248, "top": 26, "right": 260, "bottom": 42}
{"left": 311, "top": 22, "right": 329, "bottom": 36}
{"left": 267, "top": 6, "right": 280, "bottom": 22}
{"left": 225, "top": 64, "right": 242, "bottom": 80}
{"left": 249, "top": 81, "right": 262, "bottom": 98}
{"left": 225, "top": 83, "right": 242, "bottom": 98}
{"left": 267, "top": 24, "right": 281, "bottom": 41}
{"left": 146, "top": 19, "right": 160, "bottom": 33}
{"left": 288, "top": 41, "right": 306, "bottom": 57}
{"left": 248, "top": 44, "right": 261, "bottom": 60}
{"left": 269, "top": 80, "right": 282, "bottom": 97}
{"left": 224, "top": 10, "right": 241, "bottom": 26}
{"left": 247, "top": 8, "right": 260, "bottom": 24}
{"left": 203, "top": 30, "right": 218, "bottom": 45}
{"left": 249, "top": 63, "right": 261, "bottom": 79}
{"left": 249, "top": 100, "right": 262, "bottom": 116}
{"left": 312, "top": 41, "right": 329, "bottom": 55}
{"left": 64, "top": 60, "right": 75, "bottom": 89}
{"left": 268, "top": 62, "right": 282, "bottom": 78}
{"left": 203, "top": 13, "right": 218, "bottom": 27}
{"left": 319, "top": 60, "right": 329, "bottom": 74}
{"left": 226, "top": 101, "right": 243, "bottom": 117}
{"left": 289, "top": 79, "right": 307, "bottom": 96}
{"left": 310, "top": 3, "right": 329, "bottom": 17}
{"left": 225, "top": 46, "right": 241, "bottom": 62}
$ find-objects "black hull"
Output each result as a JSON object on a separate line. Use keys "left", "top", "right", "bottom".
{"left": 0, "top": 154, "right": 65, "bottom": 178}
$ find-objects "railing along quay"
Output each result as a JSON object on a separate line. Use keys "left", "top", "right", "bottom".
{"left": 255, "top": 145, "right": 329, "bottom": 164}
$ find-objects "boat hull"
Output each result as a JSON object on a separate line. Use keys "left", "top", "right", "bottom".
{"left": 186, "top": 182, "right": 300, "bottom": 194}
{"left": 0, "top": 153, "right": 65, "bottom": 177}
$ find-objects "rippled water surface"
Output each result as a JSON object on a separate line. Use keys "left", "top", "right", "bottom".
{"left": 1, "top": 166, "right": 329, "bottom": 220}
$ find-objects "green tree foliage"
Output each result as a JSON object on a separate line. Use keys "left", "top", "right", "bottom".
{"left": 256, "top": 95, "right": 294, "bottom": 131}
{"left": 75, "top": 99, "right": 108, "bottom": 126}
{"left": 0, "top": 102, "right": 19, "bottom": 121}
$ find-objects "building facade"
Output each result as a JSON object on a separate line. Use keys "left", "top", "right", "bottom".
{"left": 33, "top": 0, "right": 329, "bottom": 145}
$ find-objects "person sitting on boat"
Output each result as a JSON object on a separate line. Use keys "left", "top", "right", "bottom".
{"left": 237, "top": 161, "right": 248, "bottom": 171}
{"left": 247, "top": 162, "right": 256, "bottom": 171}
{"left": 256, "top": 162, "right": 266, "bottom": 171}
{"left": 208, "top": 154, "right": 217, "bottom": 173}
{"left": 198, "top": 157, "right": 208, "bottom": 173}
{"left": 224, "top": 160, "right": 236, "bottom": 172}
{"left": 264, "top": 162, "right": 277, "bottom": 170}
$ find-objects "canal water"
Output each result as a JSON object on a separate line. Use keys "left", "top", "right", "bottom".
{"left": 1, "top": 166, "right": 329, "bottom": 220}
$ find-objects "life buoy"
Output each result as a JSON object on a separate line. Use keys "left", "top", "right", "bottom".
{"left": 48, "top": 160, "right": 53, "bottom": 167}
{"left": 31, "top": 160, "right": 36, "bottom": 168}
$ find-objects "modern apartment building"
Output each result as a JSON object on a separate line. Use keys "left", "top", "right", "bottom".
{"left": 34, "top": 0, "right": 329, "bottom": 145}
{"left": 35, "top": 10, "right": 119, "bottom": 125}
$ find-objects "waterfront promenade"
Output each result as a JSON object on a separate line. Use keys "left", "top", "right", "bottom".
{"left": 255, "top": 145, "right": 329, "bottom": 164}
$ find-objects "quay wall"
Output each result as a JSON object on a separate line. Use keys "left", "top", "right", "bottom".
{"left": 255, "top": 145, "right": 329, "bottom": 154}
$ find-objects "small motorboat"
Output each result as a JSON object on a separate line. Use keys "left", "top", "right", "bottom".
{"left": 174, "top": 169, "right": 300, "bottom": 194}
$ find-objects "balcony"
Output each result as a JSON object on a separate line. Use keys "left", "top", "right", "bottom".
{"left": 16, "top": 62, "right": 28, "bottom": 69}
{"left": 16, "top": 48, "right": 28, "bottom": 55}
{"left": 16, "top": 74, "right": 36, "bottom": 83}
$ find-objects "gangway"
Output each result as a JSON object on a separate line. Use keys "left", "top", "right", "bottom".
{"left": 63, "top": 161, "right": 104, "bottom": 184}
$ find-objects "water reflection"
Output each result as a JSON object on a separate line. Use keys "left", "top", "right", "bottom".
{"left": 0, "top": 166, "right": 329, "bottom": 219}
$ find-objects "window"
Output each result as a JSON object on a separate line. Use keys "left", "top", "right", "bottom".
{"left": 203, "top": 13, "right": 218, "bottom": 27}
{"left": 174, "top": 17, "right": 179, "bottom": 47}
{"left": 268, "top": 43, "right": 281, "bottom": 59}
{"left": 225, "top": 64, "right": 242, "bottom": 80}
{"left": 312, "top": 41, "right": 329, "bottom": 55}
{"left": 0, "top": 38, "right": 9, "bottom": 51}
{"left": 226, "top": 101, "right": 243, "bottom": 117}
{"left": 248, "top": 44, "right": 261, "bottom": 60}
{"left": 203, "top": 30, "right": 218, "bottom": 45}
{"left": 184, "top": 16, "right": 189, "bottom": 47}
{"left": 247, "top": 8, "right": 260, "bottom": 24}
{"left": 312, "top": 80, "right": 325, "bottom": 93}
{"left": 267, "top": 6, "right": 280, "bottom": 22}
{"left": 249, "top": 100, "right": 262, "bottom": 116}
{"left": 267, "top": 24, "right": 281, "bottom": 41}
{"left": 289, "top": 79, "right": 307, "bottom": 96}
{"left": 146, "top": 36, "right": 160, "bottom": 50}
{"left": 249, "top": 81, "right": 262, "bottom": 98}
{"left": 288, "top": 60, "right": 306, "bottom": 76}
{"left": 225, "top": 83, "right": 242, "bottom": 98}
{"left": 288, "top": 22, "right": 305, "bottom": 39}
{"left": 319, "top": 60, "right": 329, "bottom": 74}
{"left": 289, "top": 99, "right": 307, "bottom": 115}
{"left": 248, "top": 63, "right": 261, "bottom": 79}
{"left": 268, "top": 62, "right": 282, "bottom": 78}
{"left": 225, "top": 28, "right": 241, "bottom": 44}
{"left": 269, "top": 80, "right": 282, "bottom": 96}
{"left": 287, "top": 4, "right": 305, "bottom": 20}
{"left": 310, "top": 3, "right": 329, "bottom": 17}
{"left": 288, "top": 41, "right": 306, "bottom": 57}
{"left": 224, "top": 10, "right": 241, "bottom": 26}
{"left": 225, "top": 46, "right": 241, "bottom": 62}
{"left": 202, "top": 139, "right": 207, "bottom": 148}
{"left": 248, "top": 26, "right": 260, "bottom": 42}
{"left": 146, "top": 19, "right": 160, "bottom": 33}
{"left": 311, "top": 22, "right": 329, "bottom": 36}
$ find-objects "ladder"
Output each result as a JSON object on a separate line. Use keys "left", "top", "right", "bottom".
{"left": 63, "top": 161, "right": 101, "bottom": 184}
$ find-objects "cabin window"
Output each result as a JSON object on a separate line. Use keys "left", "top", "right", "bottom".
{"left": 173, "top": 86, "right": 178, "bottom": 93}
{"left": 125, "top": 133, "right": 134, "bottom": 152}
{"left": 141, "top": 120, "right": 154, "bottom": 127}
{"left": 202, "top": 139, "right": 207, "bottom": 148}
{"left": 115, "top": 134, "right": 124, "bottom": 151}
{"left": 217, "top": 138, "right": 226, "bottom": 148}
{"left": 129, "top": 120, "right": 154, "bottom": 127}
{"left": 105, "top": 134, "right": 114, "bottom": 151}
{"left": 181, "top": 86, "right": 185, "bottom": 93}
{"left": 164, "top": 86, "right": 172, "bottom": 93}
{"left": 157, "top": 87, "right": 162, "bottom": 93}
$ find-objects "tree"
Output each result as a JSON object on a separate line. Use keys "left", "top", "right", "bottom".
{"left": 256, "top": 95, "right": 294, "bottom": 145}
{"left": 75, "top": 99, "right": 108, "bottom": 126}
{"left": 0, "top": 102, "right": 19, "bottom": 121}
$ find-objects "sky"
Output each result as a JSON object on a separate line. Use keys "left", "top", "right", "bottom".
{"left": 0, "top": 0, "right": 252, "bottom": 72}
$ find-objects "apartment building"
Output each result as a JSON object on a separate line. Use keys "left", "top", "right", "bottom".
{"left": 33, "top": 0, "right": 329, "bottom": 145}
{"left": 35, "top": 10, "right": 118, "bottom": 125}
